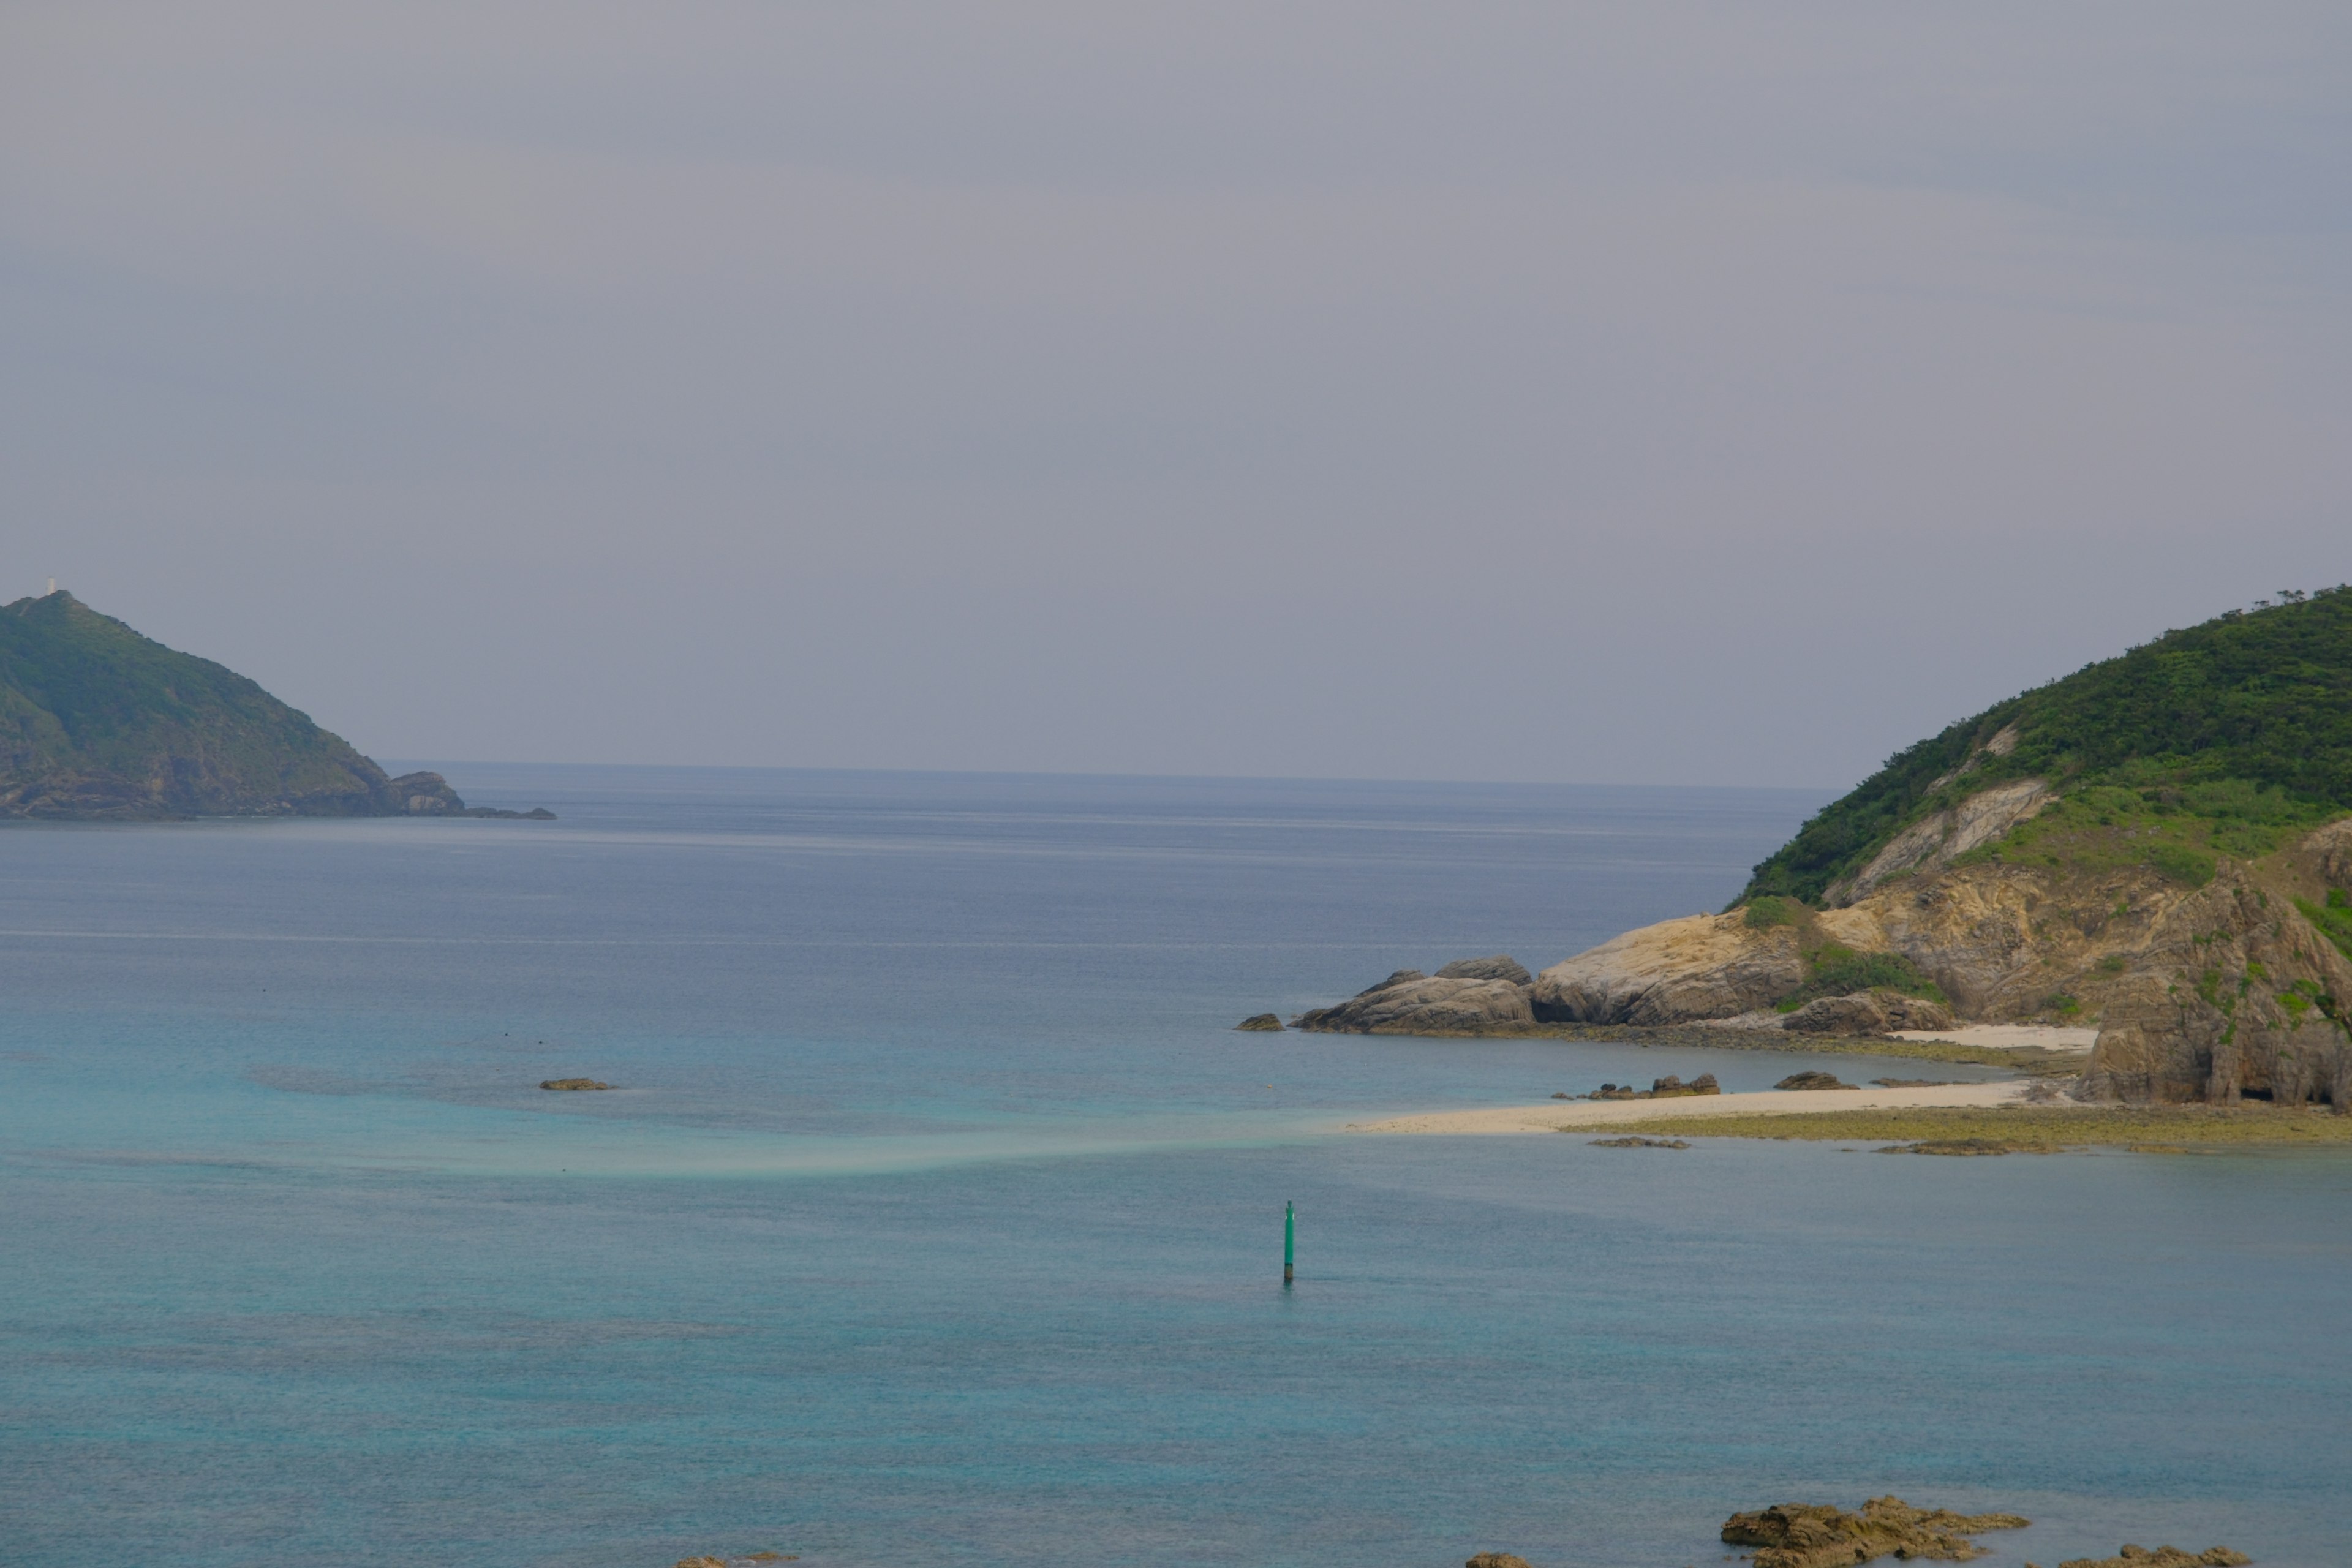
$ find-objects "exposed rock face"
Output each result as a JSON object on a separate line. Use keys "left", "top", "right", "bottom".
{"left": 539, "top": 1078, "right": 612, "bottom": 1091}
{"left": 1721, "top": 1496, "right": 2029, "bottom": 1568}
{"left": 2080, "top": 867, "right": 2352, "bottom": 1106}
{"left": 1235, "top": 1013, "right": 1284, "bottom": 1031}
{"left": 1774, "top": 1071, "right": 1853, "bottom": 1091}
{"left": 1532, "top": 915, "right": 1805, "bottom": 1024}
{"left": 1521, "top": 818, "right": 2352, "bottom": 1106}
{"left": 1435, "top": 954, "right": 1533, "bottom": 985}
{"left": 2310, "top": 816, "right": 2352, "bottom": 885}
{"left": 1463, "top": 1555, "right": 1532, "bottom": 1568}
{"left": 1295, "top": 973, "right": 1534, "bottom": 1034}
{"left": 1781, "top": 991, "right": 1955, "bottom": 1036}
{"left": 387, "top": 771, "right": 467, "bottom": 814}
{"left": 1828, "top": 778, "right": 2055, "bottom": 905}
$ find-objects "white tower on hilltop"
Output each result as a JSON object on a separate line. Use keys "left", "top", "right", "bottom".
{"left": 46, "top": 578, "right": 57, "bottom": 596}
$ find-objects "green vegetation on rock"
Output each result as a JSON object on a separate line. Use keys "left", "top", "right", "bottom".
{"left": 0, "top": 591, "right": 462, "bottom": 819}
{"left": 1744, "top": 586, "right": 2352, "bottom": 905}
{"left": 1770, "top": 941, "right": 1946, "bottom": 1012}
{"left": 2297, "top": 892, "right": 2352, "bottom": 963}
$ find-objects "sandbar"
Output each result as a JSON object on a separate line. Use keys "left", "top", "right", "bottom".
{"left": 1891, "top": 1024, "right": 2098, "bottom": 1051}
{"left": 1349, "top": 1080, "right": 2034, "bottom": 1134}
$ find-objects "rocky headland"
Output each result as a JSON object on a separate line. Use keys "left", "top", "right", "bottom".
{"left": 0, "top": 590, "right": 551, "bottom": 820}
{"left": 1289, "top": 589, "right": 2352, "bottom": 1110}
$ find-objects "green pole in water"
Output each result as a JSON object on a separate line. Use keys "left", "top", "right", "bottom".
{"left": 1283, "top": 1200, "right": 1294, "bottom": 1287}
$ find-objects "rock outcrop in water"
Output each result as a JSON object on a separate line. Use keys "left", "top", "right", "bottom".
{"left": 1721, "top": 1496, "right": 2029, "bottom": 1567}
{"left": 1582, "top": 1073, "right": 1719, "bottom": 1100}
{"left": 2049, "top": 1548, "right": 2249, "bottom": 1568}
{"left": 1292, "top": 960, "right": 1536, "bottom": 1034}
{"left": 1235, "top": 1013, "right": 1284, "bottom": 1031}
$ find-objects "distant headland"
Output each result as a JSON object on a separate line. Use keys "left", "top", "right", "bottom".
{"left": 0, "top": 589, "right": 551, "bottom": 821}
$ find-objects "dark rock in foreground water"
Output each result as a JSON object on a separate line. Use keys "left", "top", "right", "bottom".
{"left": 1235, "top": 1013, "right": 1284, "bottom": 1031}
{"left": 1589, "top": 1136, "right": 1690, "bottom": 1149}
{"left": 539, "top": 1078, "right": 612, "bottom": 1091}
{"left": 1722, "top": 1496, "right": 2029, "bottom": 1568}
{"left": 2050, "top": 1547, "right": 2250, "bottom": 1568}
{"left": 1463, "top": 1553, "right": 1532, "bottom": 1568}
{"left": 1775, "top": 1071, "right": 1855, "bottom": 1091}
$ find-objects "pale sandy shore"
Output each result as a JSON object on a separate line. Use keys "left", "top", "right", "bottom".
{"left": 1891, "top": 1023, "right": 2099, "bottom": 1051}
{"left": 1349, "top": 1080, "right": 2037, "bottom": 1134}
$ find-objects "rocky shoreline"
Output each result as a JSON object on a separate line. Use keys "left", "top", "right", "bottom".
{"left": 1263, "top": 806, "right": 2352, "bottom": 1112}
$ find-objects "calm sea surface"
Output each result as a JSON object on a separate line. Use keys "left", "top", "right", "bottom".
{"left": 4, "top": 767, "right": 2345, "bottom": 1567}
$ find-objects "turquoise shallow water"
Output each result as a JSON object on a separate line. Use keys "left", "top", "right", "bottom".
{"left": 4, "top": 767, "right": 2346, "bottom": 1567}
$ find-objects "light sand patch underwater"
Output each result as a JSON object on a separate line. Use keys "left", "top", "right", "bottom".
{"left": 1349, "top": 1081, "right": 2034, "bottom": 1134}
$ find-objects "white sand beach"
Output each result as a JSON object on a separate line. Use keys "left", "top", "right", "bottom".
{"left": 1890, "top": 1024, "right": 2099, "bottom": 1051}
{"left": 1349, "top": 1079, "right": 2036, "bottom": 1134}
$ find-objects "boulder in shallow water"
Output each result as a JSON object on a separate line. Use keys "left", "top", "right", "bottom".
{"left": 1464, "top": 1555, "right": 1533, "bottom": 1568}
{"left": 1773, "top": 1071, "right": 1853, "bottom": 1091}
{"left": 539, "top": 1077, "right": 612, "bottom": 1091}
{"left": 1294, "top": 974, "right": 1534, "bottom": 1034}
{"left": 1235, "top": 1013, "right": 1284, "bottom": 1031}
{"left": 1722, "top": 1496, "right": 2028, "bottom": 1568}
{"left": 1434, "top": 954, "right": 1533, "bottom": 986}
{"left": 1648, "top": 1072, "right": 1720, "bottom": 1096}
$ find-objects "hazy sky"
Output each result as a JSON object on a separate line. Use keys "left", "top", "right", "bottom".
{"left": 6, "top": 4, "right": 2348, "bottom": 787}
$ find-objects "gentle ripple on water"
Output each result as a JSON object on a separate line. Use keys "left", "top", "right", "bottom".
{"left": 1, "top": 767, "right": 2342, "bottom": 1566}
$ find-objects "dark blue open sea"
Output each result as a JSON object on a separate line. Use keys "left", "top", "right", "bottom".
{"left": 5, "top": 767, "right": 2346, "bottom": 1567}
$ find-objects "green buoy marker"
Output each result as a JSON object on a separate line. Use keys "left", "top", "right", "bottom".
{"left": 1283, "top": 1200, "right": 1295, "bottom": 1287}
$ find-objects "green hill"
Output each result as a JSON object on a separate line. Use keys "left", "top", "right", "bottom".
{"left": 1744, "top": 585, "right": 2352, "bottom": 906}
{"left": 0, "top": 591, "right": 466, "bottom": 819}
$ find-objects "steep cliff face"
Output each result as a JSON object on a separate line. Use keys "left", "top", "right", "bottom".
{"left": 0, "top": 591, "right": 472, "bottom": 820}
{"left": 2081, "top": 826, "right": 2352, "bottom": 1104}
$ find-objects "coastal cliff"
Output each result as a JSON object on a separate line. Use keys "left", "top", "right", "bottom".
{"left": 0, "top": 590, "right": 541, "bottom": 821}
{"left": 1303, "top": 589, "right": 2352, "bottom": 1107}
